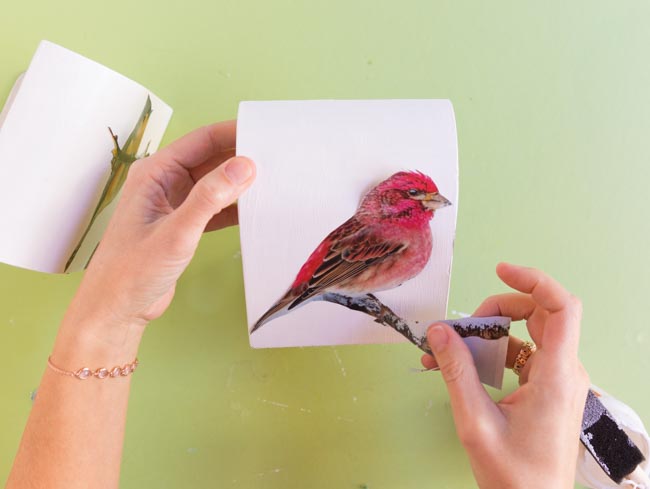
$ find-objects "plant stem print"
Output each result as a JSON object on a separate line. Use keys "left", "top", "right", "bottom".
{"left": 65, "top": 96, "right": 153, "bottom": 271}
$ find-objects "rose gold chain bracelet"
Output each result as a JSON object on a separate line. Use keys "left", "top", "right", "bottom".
{"left": 47, "top": 356, "right": 139, "bottom": 380}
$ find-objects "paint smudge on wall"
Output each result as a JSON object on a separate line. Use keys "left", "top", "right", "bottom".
{"left": 332, "top": 348, "right": 347, "bottom": 377}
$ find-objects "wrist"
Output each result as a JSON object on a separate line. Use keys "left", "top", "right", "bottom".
{"left": 51, "top": 296, "right": 146, "bottom": 370}
{"left": 65, "top": 284, "right": 148, "bottom": 338}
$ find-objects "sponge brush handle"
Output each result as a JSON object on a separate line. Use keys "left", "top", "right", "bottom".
{"left": 626, "top": 465, "right": 650, "bottom": 488}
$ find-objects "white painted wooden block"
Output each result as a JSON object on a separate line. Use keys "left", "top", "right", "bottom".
{"left": 237, "top": 100, "right": 458, "bottom": 348}
{"left": 0, "top": 40, "right": 172, "bottom": 273}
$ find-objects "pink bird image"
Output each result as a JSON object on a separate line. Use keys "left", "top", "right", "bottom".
{"left": 251, "top": 171, "right": 451, "bottom": 333}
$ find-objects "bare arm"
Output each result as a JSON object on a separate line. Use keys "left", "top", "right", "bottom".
{"left": 6, "top": 121, "right": 256, "bottom": 488}
{"left": 6, "top": 307, "right": 144, "bottom": 488}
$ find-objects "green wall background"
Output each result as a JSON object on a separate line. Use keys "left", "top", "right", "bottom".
{"left": 1, "top": 1, "right": 649, "bottom": 487}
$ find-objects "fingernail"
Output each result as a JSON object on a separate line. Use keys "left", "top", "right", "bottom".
{"left": 427, "top": 324, "right": 448, "bottom": 353}
{"left": 224, "top": 158, "right": 253, "bottom": 184}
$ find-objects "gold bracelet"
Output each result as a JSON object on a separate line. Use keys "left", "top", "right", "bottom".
{"left": 47, "top": 356, "right": 139, "bottom": 380}
{"left": 512, "top": 341, "right": 536, "bottom": 376}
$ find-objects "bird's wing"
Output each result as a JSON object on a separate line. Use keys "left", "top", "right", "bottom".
{"left": 288, "top": 227, "right": 407, "bottom": 310}
{"left": 250, "top": 218, "right": 407, "bottom": 333}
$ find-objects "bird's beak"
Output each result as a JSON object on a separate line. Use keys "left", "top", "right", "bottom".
{"left": 422, "top": 192, "right": 452, "bottom": 210}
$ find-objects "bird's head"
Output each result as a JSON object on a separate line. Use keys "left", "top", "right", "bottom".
{"left": 359, "top": 171, "right": 451, "bottom": 226}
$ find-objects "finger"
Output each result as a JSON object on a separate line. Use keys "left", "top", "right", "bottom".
{"left": 420, "top": 354, "right": 438, "bottom": 370}
{"left": 505, "top": 336, "right": 525, "bottom": 369}
{"left": 497, "top": 263, "right": 582, "bottom": 356}
{"left": 473, "top": 293, "right": 536, "bottom": 321}
{"left": 158, "top": 121, "right": 236, "bottom": 169}
{"left": 190, "top": 148, "right": 236, "bottom": 183}
{"left": 172, "top": 157, "right": 255, "bottom": 239}
{"left": 496, "top": 263, "right": 572, "bottom": 313}
{"left": 204, "top": 203, "right": 238, "bottom": 232}
{"left": 505, "top": 336, "right": 536, "bottom": 384}
{"left": 517, "top": 355, "right": 534, "bottom": 385}
{"left": 426, "top": 324, "right": 500, "bottom": 443}
{"left": 540, "top": 304, "right": 583, "bottom": 360}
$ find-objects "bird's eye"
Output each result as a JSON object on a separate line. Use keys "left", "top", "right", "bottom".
{"left": 408, "top": 189, "right": 419, "bottom": 196}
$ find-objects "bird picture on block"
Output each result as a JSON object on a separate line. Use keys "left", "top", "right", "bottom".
{"left": 251, "top": 171, "right": 451, "bottom": 347}
{"left": 237, "top": 99, "right": 459, "bottom": 349}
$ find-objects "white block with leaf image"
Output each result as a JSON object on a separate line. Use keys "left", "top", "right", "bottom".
{"left": 0, "top": 40, "right": 172, "bottom": 273}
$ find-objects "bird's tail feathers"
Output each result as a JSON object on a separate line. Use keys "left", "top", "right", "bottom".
{"left": 250, "top": 292, "right": 298, "bottom": 334}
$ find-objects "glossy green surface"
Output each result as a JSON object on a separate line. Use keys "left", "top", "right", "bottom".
{"left": 1, "top": 1, "right": 649, "bottom": 487}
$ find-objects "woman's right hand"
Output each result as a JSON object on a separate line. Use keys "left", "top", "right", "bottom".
{"left": 421, "top": 263, "right": 590, "bottom": 489}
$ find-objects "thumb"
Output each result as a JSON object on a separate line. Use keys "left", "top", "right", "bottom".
{"left": 174, "top": 156, "right": 255, "bottom": 236}
{"left": 427, "top": 324, "right": 495, "bottom": 436}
